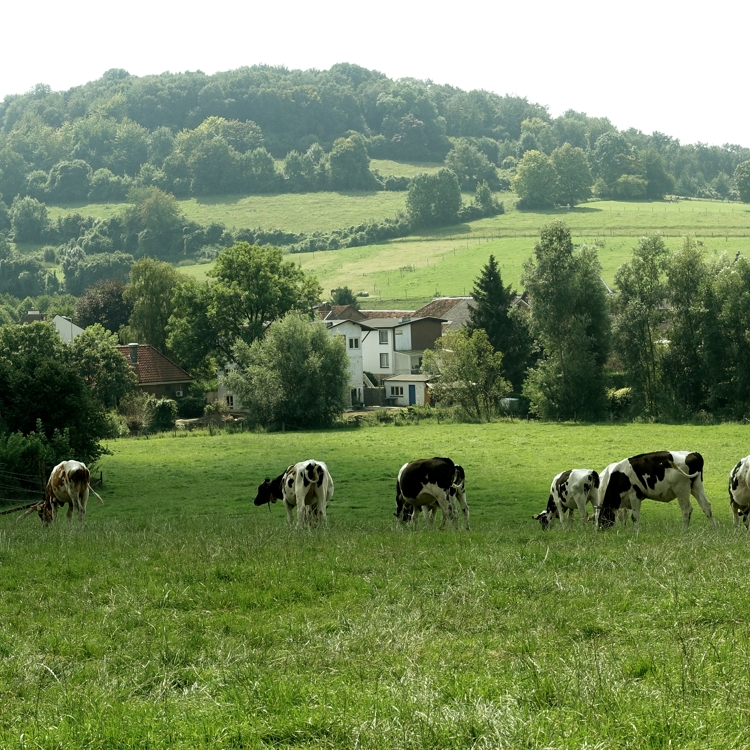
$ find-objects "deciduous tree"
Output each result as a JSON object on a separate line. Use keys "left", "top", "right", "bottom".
{"left": 124, "top": 257, "right": 184, "bottom": 352}
{"left": 522, "top": 222, "right": 609, "bottom": 420}
{"left": 406, "top": 169, "right": 462, "bottom": 228}
{"left": 167, "top": 242, "right": 322, "bottom": 373}
{"left": 223, "top": 313, "right": 348, "bottom": 429}
{"left": 422, "top": 328, "right": 510, "bottom": 422}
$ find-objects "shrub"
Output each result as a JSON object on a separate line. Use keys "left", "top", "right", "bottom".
{"left": 177, "top": 395, "right": 206, "bottom": 419}
{"left": 149, "top": 398, "right": 178, "bottom": 433}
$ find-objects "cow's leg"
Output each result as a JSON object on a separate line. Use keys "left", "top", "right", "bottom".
{"left": 690, "top": 482, "right": 716, "bottom": 527}
{"left": 731, "top": 500, "right": 741, "bottom": 528}
{"left": 284, "top": 499, "right": 295, "bottom": 526}
{"left": 629, "top": 496, "right": 642, "bottom": 531}
{"left": 411, "top": 503, "right": 420, "bottom": 530}
{"left": 576, "top": 499, "right": 589, "bottom": 527}
{"left": 317, "top": 489, "right": 328, "bottom": 527}
{"left": 675, "top": 491, "right": 693, "bottom": 530}
{"left": 455, "top": 491, "right": 470, "bottom": 531}
{"left": 435, "top": 494, "right": 454, "bottom": 530}
{"left": 296, "top": 496, "right": 308, "bottom": 528}
{"left": 553, "top": 500, "right": 567, "bottom": 528}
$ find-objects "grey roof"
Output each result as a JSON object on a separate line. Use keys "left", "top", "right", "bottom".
{"left": 326, "top": 319, "right": 377, "bottom": 332}
{"left": 364, "top": 316, "right": 446, "bottom": 329}
{"left": 383, "top": 374, "right": 429, "bottom": 382}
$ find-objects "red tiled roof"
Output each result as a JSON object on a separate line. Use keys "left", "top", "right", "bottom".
{"left": 116, "top": 344, "right": 193, "bottom": 385}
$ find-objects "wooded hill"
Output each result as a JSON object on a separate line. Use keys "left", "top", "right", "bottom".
{"left": 1, "top": 63, "right": 748, "bottom": 205}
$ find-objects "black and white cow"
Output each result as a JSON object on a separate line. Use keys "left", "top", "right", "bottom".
{"left": 289, "top": 460, "right": 334, "bottom": 527}
{"left": 533, "top": 469, "right": 599, "bottom": 529}
{"left": 254, "top": 460, "right": 334, "bottom": 527}
{"left": 395, "top": 457, "right": 469, "bottom": 530}
{"left": 596, "top": 451, "right": 715, "bottom": 530}
{"left": 728, "top": 455, "right": 750, "bottom": 528}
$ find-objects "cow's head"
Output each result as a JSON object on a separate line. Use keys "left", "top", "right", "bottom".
{"left": 533, "top": 509, "right": 554, "bottom": 529}
{"left": 18, "top": 497, "right": 57, "bottom": 525}
{"left": 254, "top": 478, "right": 277, "bottom": 506}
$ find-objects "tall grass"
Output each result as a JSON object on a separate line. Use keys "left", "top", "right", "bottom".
{"left": 2, "top": 422, "right": 749, "bottom": 747}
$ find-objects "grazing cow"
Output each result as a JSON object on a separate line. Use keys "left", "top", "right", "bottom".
{"left": 395, "top": 457, "right": 469, "bottom": 530}
{"left": 596, "top": 451, "right": 715, "bottom": 531}
{"left": 256, "top": 461, "right": 333, "bottom": 527}
{"left": 533, "top": 469, "right": 600, "bottom": 529}
{"left": 19, "top": 460, "right": 104, "bottom": 524}
{"left": 728, "top": 455, "right": 750, "bottom": 528}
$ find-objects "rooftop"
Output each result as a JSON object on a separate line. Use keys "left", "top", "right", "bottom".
{"left": 116, "top": 344, "right": 193, "bottom": 386}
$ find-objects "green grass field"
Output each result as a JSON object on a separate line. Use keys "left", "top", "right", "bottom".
{"left": 45, "top": 178, "right": 750, "bottom": 306}
{"left": 3, "top": 421, "right": 750, "bottom": 748}
{"left": 172, "top": 195, "right": 750, "bottom": 302}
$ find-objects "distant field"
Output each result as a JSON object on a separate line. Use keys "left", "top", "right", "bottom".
{"left": 370, "top": 158, "right": 444, "bottom": 177}
{"left": 47, "top": 191, "right": 410, "bottom": 234}
{"left": 180, "top": 198, "right": 750, "bottom": 300}
{"left": 46, "top": 185, "right": 750, "bottom": 305}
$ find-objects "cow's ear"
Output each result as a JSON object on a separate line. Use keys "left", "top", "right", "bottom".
{"left": 264, "top": 477, "right": 270, "bottom": 483}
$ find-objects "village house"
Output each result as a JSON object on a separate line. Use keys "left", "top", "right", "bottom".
{"left": 116, "top": 343, "right": 193, "bottom": 399}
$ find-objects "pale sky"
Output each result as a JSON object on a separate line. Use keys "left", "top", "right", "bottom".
{"left": 2, "top": 0, "right": 747, "bottom": 148}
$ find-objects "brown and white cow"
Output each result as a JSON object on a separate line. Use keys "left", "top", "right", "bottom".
{"left": 596, "top": 451, "right": 715, "bottom": 531}
{"left": 534, "top": 469, "right": 599, "bottom": 529}
{"left": 728, "top": 455, "right": 750, "bottom": 528}
{"left": 256, "top": 461, "right": 333, "bottom": 527}
{"left": 19, "top": 460, "right": 103, "bottom": 524}
{"left": 395, "top": 457, "right": 469, "bottom": 530}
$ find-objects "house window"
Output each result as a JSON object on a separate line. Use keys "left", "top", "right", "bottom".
{"left": 380, "top": 353, "right": 389, "bottom": 368}
{"left": 348, "top": 337, "right": 359, "bottom": 349}
{"left": 390, "top": 386, "right": 404, "bottom": 396}
{"left": 225, "top": 395, "right": 234, "bottom": 409}
{"left": 379, "top": 330, "right": 389, "bottom": 344}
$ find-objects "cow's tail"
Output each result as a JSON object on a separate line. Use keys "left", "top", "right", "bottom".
{"left": 668, "top": 461, "right": 701, "bottom": 481}
{"left": 88, "top": 484, "right": 104, "bottom": 504}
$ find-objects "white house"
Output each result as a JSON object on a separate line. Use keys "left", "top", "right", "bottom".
{"left": 360, "top": 316, "right": 445, "bottom": 383}
{"left": 382, "top": 374, "right": 430, "bottom": 406}
{"left": 324, "top": 318, "right": 376, "bottom": 407}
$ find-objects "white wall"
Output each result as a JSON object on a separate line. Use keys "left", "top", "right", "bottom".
{"left": 362, "top": 326, "right": 394, "bottom": 378}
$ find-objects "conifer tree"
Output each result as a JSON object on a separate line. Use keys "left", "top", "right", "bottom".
{"left": 467, "top": 254, "right": 532, "bottom": 392}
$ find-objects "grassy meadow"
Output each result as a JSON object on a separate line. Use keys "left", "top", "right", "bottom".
{"left": 171, "top": 195, "right": 750, "bottom": 304}
{"left": 3, "top": 420, "right": 750, "bottom": 748}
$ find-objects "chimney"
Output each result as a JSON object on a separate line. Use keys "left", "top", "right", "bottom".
{"left": 128, "top": 343, "right": 139, "bottom": 364}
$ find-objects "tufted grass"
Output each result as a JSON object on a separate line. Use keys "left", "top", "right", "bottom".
{"left": 2, "top": 420, "right": 750, "bottom": 748}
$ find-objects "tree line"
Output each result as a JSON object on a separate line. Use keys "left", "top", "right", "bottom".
{"left": 439, "top": 223, "right": 750, "bottom": 423}
{"left": 1, "top": 65, "right": 749, "bottom": 205}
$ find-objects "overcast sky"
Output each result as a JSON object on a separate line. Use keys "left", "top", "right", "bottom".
{"left": 2, "top": 0, "right": 747, "bottom": 148}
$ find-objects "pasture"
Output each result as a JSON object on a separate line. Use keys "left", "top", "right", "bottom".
{"left": 173, "top": 196, "right": 750, "bottom": 304}
{"left": 3, "top": 420, "right": 750, "bottom": 748}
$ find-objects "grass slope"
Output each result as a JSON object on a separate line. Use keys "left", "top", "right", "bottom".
{"left": 176, "top": 197, "right": 750, "bottom": 303}
{"left": 2, "top": 421, "right": 750, "bottom": 748}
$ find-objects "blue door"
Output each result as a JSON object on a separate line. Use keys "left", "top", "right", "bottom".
{"left": 408, "top": 384, "right": 416, "bottom": 405}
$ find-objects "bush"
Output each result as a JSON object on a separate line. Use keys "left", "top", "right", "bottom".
{"left": 149, "top": 398, "right": 178, "bottom": 433}
{"left": 177, "top": 395, "right": 206, "bottom": 419}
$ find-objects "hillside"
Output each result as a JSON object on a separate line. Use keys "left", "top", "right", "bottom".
{"left": 171, "top": 195, "right": 750, "bottom": 306}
